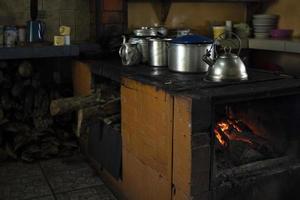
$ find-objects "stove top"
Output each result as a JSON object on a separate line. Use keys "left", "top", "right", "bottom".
{"left": 123, "top": 66, "right": 289, "bottom": 90}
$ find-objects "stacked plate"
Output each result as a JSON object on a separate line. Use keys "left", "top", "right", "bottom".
{"left": 253, "top": 14, "right": 279, "bottom": 38}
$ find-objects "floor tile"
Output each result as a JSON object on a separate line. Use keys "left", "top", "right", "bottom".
{"left": 28, "top": 195, "right": 55, "bottom": 200}
{"left": 0, "top": 174, "right": 52, "bottom": 200}
{"left": 40, "top": 154, "right": 90, "bottom": 174}
{"left": 46, "top": 167, "right": 103, "bottom": 193}
{"left": 0, "top": 162, "right": 42, "bottom": 181}
{"left": 55, "top": 185, "right": 117, "bottom": 200}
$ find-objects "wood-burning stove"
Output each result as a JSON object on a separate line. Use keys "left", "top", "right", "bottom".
{"left": 91, "top": 65, "right": 300, "bottom": 200}
{"left": 212, "top": 96, "right": 300, "bottom": 200}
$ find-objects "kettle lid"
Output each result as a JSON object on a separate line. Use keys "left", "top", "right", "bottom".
{"left": 171, "top": 35, "right": 213, "bottom": 44}
{"left": 219, "top": 52, "right": 239, "bottom": 59}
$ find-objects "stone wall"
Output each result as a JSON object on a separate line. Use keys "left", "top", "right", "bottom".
{"left": 0, "top": 0, "right": 94, "bottom": 42}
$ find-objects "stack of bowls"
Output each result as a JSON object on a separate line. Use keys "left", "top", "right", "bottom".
{"left": 252, "top": 14, "right": 279, "bottom": 38}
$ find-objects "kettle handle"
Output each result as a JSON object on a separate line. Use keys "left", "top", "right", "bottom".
{"left": 210, "top": 31, "right": 242, "bottom": 56}
{"left": 121, "top": 35, "right": 127, "bottom": 45}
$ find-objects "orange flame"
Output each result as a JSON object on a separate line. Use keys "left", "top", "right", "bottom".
{"left": 214, "top": 119, "right": 253, "bottom": 147}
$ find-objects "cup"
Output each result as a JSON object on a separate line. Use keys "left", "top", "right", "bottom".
{"left": 213, "top": 26, "right": 225, "bottom": 39}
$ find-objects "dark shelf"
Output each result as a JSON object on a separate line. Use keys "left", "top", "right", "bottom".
{"left": 89, "top": 58, "right": 122, "bottom": 83}
{"left": 0, "top": 45, "right": 80, "bottom": 60}
{"left": 128, "top": 0, "right": 268, "bottom": 2}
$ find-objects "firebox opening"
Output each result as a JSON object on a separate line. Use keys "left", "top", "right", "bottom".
{"left": 212, "top": 95, "right": 300, "bottom": 200}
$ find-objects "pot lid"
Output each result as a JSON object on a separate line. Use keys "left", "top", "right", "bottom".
{"left": 170, "top": 35, "right": 213, "bottom": 44}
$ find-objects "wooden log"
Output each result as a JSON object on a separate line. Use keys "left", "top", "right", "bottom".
{"left": 76, "top": 98, "right": 120, "bottom": 137}
{"left": 0, "top": 108, "right": 4, "bottom": 122}
{"left": 18, "top": 61, "right": 33, "bottom": 78}
{"left": 103, "top": 114, "right": 120, "bottom": 125}
{"left": 216, "top": 156, "right": 292, "bottom": 183}
{"left": 50, "top": 93, "right": 101, "bottom": 116}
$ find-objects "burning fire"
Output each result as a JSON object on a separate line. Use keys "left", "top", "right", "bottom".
{"left": 214, "top": 119, "right": 254, "bottom": 148}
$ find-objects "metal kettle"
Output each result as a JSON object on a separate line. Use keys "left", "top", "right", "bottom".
{"left": 26, "top": 20, "right": 45, "bottom": 43}
{"left": 202, "top": 32, "right": 248, "bottom": 82}
{"left": 119, "top": 35, "right": 141, "bottom": 66}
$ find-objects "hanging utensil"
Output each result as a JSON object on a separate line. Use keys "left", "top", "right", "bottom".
{"left": 119, "top": 35, "right": 141, "bottom": 66}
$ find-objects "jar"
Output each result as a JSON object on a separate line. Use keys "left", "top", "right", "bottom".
{"left": 18, "top": 26, "right": 26, "bottom": 46}
{"left": 4, "top": 25, "right": 18, "bottom": 47}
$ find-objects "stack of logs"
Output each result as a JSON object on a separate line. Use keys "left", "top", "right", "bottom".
{"left": 50, "top": 88, "right": 120, "bottom": 138}
{"left": 0, "top": 61, "right": 76, "bottom": 162}
{"left": 0, "top": 60, "right": 121, "bottom": 162}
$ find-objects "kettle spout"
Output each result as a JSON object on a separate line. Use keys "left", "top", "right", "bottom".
{"left": 202, "top": 53, "right": 215, "bottom": 67}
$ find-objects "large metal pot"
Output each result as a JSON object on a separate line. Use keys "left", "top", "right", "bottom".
{"left": 148, "top": 38, "right": 171, "bottom": 67}
{"left": 168, "top": 35, "right": 214, "bottom": 73}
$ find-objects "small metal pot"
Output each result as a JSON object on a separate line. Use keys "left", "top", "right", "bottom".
{"left": 129, "top": 37, "right": 149, "bottom": 63}
{"left": 148, "top": 38, "right": 171, "bottom": 67}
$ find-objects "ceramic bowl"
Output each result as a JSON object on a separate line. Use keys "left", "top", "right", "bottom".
{"left": 271, "top": 29, "right": 293, "bottom": 38}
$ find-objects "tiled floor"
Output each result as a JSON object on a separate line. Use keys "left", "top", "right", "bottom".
{"left": 0, "top": 154, "right": 117, "bottom": 200}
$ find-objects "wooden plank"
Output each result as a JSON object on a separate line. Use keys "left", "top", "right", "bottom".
{"left": 72, "top": 61, "right": 92, "bottom": 96}
{"left": 173, "top": 96, "right": 193, "bottom": 200}
{"left": 121, "top": 77, "right": 174, "bottom": 200}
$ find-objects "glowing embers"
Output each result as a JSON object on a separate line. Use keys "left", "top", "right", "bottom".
{"left": 214, "top": 119, "right": 254, "bottom": 148}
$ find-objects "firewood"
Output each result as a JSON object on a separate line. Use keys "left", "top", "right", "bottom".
{"left": 0, "top": 148, "right": 8, "bottom": 162}
{"left": 216, "top": 156, "right": 292, "bottom": 183}
{"left": 103, "top": 114, "right": 120, "bottom": 125}
{"left": 50, "top": 93, "right": 102, "bottom": 116}
{"left": 0, "top": 108, "right": 4, "bottom": 122}
{"left": 1, "top": 91, "right": 13, "bottom": 111}
{"left": 0, "top": 61, "right": 8, "bottom": 69}
{"left": 18, "top": 61, "right": 33, "bottom": 78}
{"left": 76, "top": 97, "right": 120, "bottom": 137}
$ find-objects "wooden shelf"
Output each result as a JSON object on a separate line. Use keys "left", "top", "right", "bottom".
{"left": 248, "top": 38, "right": 300, "bottom": 54}
{"left": 128, "top": 0, "right": 267, "bottom": 2}
{"left": 0, "top": 45, "right": 79, "bottom": 60}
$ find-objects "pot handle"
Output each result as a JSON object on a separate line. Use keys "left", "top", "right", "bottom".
{"left": 119, "top": 44, "right": 129, "bottom": 65}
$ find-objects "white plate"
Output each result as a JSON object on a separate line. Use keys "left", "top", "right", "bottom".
{"left": 254, "top": 32, "right": 270, "bottom": 38}
{"left": 253, "top": 14, "right": 279, "bottom": 19}
{"left": 254, "top": 27, "right": 274, "bottom": 32}
{"left": 253, "top": 22, "right": 277, "bottom": 26}
{"left": 253, "top": 24, "right": 277, "bottom": 29}
{"left": 253, "top": 19, "right": 278, "bottom": 25}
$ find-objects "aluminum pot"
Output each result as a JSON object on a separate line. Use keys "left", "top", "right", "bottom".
{"left": 129, "top": 37, "right": 149, "bottom": 63}
{"left": 133, "top": 26, "right": 168, "bottom": 37}
{"left": 148, "top": 38, "right": 171, "bottom": 67}
{"left": 133, "top": 27, "right": 157, "bottom": 37}
{"left": 168, "top": 35, "right": 214, "bottom": 73}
